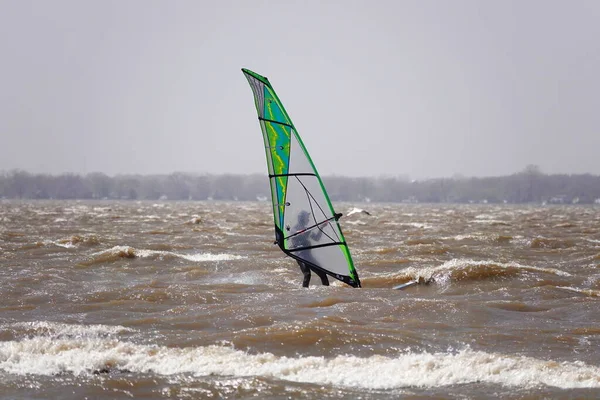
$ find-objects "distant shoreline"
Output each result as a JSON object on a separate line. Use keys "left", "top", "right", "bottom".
{"left": 2, "top": 169, "right": 600, "bottom": 204}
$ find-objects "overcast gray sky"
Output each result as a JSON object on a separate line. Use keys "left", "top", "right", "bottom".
{"left": 1, "top": 0, "right": 599, "bottom": 179}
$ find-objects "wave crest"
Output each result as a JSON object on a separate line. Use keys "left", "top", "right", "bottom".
{"left": 80, "top": 246, "right": 245, "bottom": 266}
{"left": 0, "top": 335, "right": 599, "bottom": 389}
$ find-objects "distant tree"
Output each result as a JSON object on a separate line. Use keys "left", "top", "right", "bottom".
{"left": 190, "top": 174, "right": 211, "bottom": 200}
{"left": 138, "top": 175, "right": 162, "bottom": 200}
{"left": 522, "top": 164, "right": 542, "bottom": 176}
{"left": 54, "top": 174, "right": 89, "bottom": 199}
{"left": 8, "top": 170, "right": 32, "bottom": 198}
{"left": 163, "top": 173, "right": 191, "bottom": 200}
{"left": 113, "top": 175, "right": 140, "bottom": 199}
{"left": 519, "top": 164, "right": 542, "bottom": 202}
{"left": 86, "top": 172, "right": 112, "bottom": 199}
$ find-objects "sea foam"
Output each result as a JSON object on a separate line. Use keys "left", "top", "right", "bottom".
{"left": 396, "top": 258, "right": 571, "bottom": 284}
{"left": 87, "top": 246, "right": 245, "bottom": 264}
{"left": 1, "top": 323, "right": 599, "bottom": 389}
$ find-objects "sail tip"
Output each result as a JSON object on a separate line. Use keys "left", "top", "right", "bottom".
{"left": 241, "top": 68, "right": 270, "bottom": 85}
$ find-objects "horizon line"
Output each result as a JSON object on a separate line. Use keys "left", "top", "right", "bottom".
{"left": 2, "top": 168, "right": 600, "bottom": 181}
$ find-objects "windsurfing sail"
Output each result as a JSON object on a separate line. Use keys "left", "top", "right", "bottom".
{"left": 242, "top": 68, "right": 361, "bottom": 288}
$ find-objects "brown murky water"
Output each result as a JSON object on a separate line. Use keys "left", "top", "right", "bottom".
{"left": 1, "top": 200, "right": 600, "bottom": 399}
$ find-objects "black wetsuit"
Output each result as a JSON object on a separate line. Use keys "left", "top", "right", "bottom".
{"left": 292, "top": 216, "right": 329, "bottom": 288}
{"left": 297, "top": 260, "right": 329, "bottom": 288}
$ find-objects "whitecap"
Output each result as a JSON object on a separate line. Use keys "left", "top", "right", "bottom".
{"left": 1, "top": 339, "right": 599, "bottom": 389}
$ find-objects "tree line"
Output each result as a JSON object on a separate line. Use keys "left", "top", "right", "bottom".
{"left": 1, "top": 166, "right": 599, "bottom": 204}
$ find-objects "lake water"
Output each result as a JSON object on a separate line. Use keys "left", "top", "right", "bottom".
{"left": 1, "top": 200, "right": 600, "bottom": 398}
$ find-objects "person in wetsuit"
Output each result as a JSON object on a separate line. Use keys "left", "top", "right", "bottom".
{"left": 291, "top": 211, "right": 329, "bottom": 288}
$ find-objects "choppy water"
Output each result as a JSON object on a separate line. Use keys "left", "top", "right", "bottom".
{"left": 1, "top": 200, "right": 600, "bottom": 399}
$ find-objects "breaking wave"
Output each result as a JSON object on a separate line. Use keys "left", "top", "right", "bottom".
{"left": 557, "top": 286, "right": 600, "bottom": 298}
{"left": 530, "top": 237, "right": 576, "bottom": 249}
{"left": 80, "top": 246, "right": 245, "bottom": 266}
{"left": 54, "top": 235, "right": 101, "bottom": 248}
{"left": 381, "top": 259, "right": 571, "bottom": 287}
{"left": 0, "top": 323, "right": 599, "bottom": 390}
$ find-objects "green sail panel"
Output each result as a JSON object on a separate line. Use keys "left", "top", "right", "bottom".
{"left": 242, "top": 68, "right": 361, "bottom": 288}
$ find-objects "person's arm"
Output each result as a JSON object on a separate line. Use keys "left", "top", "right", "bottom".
{"left": 310, "top": 228, "right": 323, "bottom": 241}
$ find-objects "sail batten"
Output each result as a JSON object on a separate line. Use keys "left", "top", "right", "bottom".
{"left": 269, "top": 173, "right": 316, "bottom": 178}
{"left": 259, "top": 117, "right": 294, "bottom": 128}
{"left": 242, "top": 68, "right": 360, "bottom": 288}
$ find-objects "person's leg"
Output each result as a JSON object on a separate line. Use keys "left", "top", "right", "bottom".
{"left": 298, "top": 261, "right": 311, "bottom": 287}
{"left": 314, "top": 269, "right": 329, "bottom": 286}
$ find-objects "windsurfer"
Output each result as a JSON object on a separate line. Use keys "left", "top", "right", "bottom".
{"left": 291, "top": 211, "right": 329, "bottom": 288}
